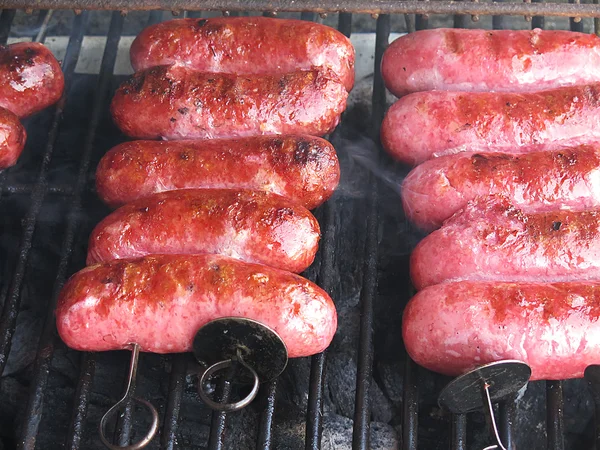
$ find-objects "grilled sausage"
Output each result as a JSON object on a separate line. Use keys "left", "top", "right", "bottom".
{"left": 411, "top": 196, "right": 600, "bottom": 290}
{"left": 381, "top": 84, "right": 600, "bottom": 165}
{"left": 0, "top": 107, "right": 26, "bottom": 169}
{"left": 110, "top": 65, "right": 347, "bottom": 140}
{"left": 130, "top": 17, "right": 355, "bottom": 92}
{"left": 403, "top": 280, "right": 600, "bottom": 380}
{"left": 0, "top": 42, "right": 64, "bottom": 118}
{"left": 95, "top": 136, "right": 340, "bottom": 210}
{"left": 382, "top": 28, "right": 600, "bottom": 97}
{"left": 402, "top": 147, "right": 600, "bottom": 231}
{"left": 87, "top": 189, "right": 320, "bottom": 273}
{"left": 56, "top": 254, "right": 337, "bottom": 358}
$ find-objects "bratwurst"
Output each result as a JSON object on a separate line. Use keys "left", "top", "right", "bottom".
{"left": 403, "top": 280, "right": 600, "bottom": 380}
{"left": 402, "top": 147, "right": 600, "bottom": 231}
{"left": 110, "top": 65, "right": 347, "bottom": 140}
{"left": 130, "top": 17, "right": 355, "bottom": 91}
{"left": 0, "top": 42, "right": 64, "bottom": 118}
{"left": 411, "top": 197, "right": 600, "bottom": 290}
{"left": 56, "top": 254, "right": 337, "bottom": 358}
{"left": 381, "top": 84, "right": 600, "bottom": 165}
{"left": 382, "top": 28, "right": 600, "bottom": 97}
{"left": 95, "top": 136, "right": 340, "bottom": 209}
{"left": 0, "top": 107, "right": 26, "bottom": 169}
{"left": 87, "top": 189, "right": 320, "bottom": 273}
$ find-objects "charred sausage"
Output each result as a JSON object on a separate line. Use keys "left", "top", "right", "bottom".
{"left": 403, "top": 280, "right": 600, "bottom": 380}
{"left": 87, "top": 189, "right": 320, "bottom": 273}
{"left": 56, "top": 254, "right": 337, "bottom": 358}
{"left": 381, "top": 84, "right": 600, "bottom": 165}
{"left": 411, "top": 197, "right": 600, "bottom": 290}
{"left": 382, "top": 28, "right": 600, "bottom": 97}
{"left": 95, "top": 136, "right": 340, "bottom": 210}
{"left": 0, "top": 42, "right": 64, "bottom": 118}
{"left": 0, "top": 107, "right": 26, "bottom": 169}
{"left": 402, "top": 147, "right": 600, "bottom": 231}
{"left": 110, "top": 65, "right": 348, "bottom": 140}
{"left": 130, "top": 17, "right": 355, "bottom": 92}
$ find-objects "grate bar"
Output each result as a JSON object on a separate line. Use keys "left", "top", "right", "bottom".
{"left": 351, "top": 13, "right": 388, "bottom": 450}
{"left": 402, "top": 357, "right": 419, "bottom": 450}
{"left": 547, "top": 380, "right": 565, "bottom": 450}
{"left": 66, "top": 352, "right": 96, "bottom": 450}
{"left": 451, "top": 414, "right": 467, "bottom": 450}
{"left": 5, "top": 1, "right": 600, "bottom": 17}
{"left": 0, "top": 10, "right": 85, "bottom": 378}
{"left": 3, "top": 183, "right": 75, "bottom": 195}
{"left": 160, "top": 354, "right": 188, "bottom": 450}
{"left": 19, "top": 11, "right": 124, "bottom": 450}
{"left": 337, "top": 12, "right": 352, "bottom": 37}
{"left": 257, "top": 380, "right": 278, "bottom": 450}
{"left": 305, "top": 352, "right": 326, "bottom": 450}
{"left": 499, "top": 398, "right": 516, "bottom": 450}
{"left": 0, "top": 9, "right": 16, "bottom": 45}
{"left": 207, "top": 378, "right": 233, "bottom": 450}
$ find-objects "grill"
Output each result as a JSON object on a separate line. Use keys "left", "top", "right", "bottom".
{"left": 0, "top": 4, "right": 599, "bottom": 450}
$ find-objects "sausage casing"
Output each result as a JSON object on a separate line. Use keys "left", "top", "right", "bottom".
{"left": 130, "top": 17, "right": 355, "bottom": 91}
{"left": 0, "top": 107, "right": 26, "bottom": 169}
{"left": 87, "top": 189, "right": 320, "bottom": 273}
{"left": 403, "top": 280, "right": 600, "bottom": 380}
{"left": 110, "top": 65, "right": 348, "bottom": 140}
{"left": 402, "top": 147, "right": 600, "bottom": 231}
{"left": 382, "top": 28, "right": 600, "bottom": 97}
{"left": 95, "top": 136, "right": 340, "bottom": 210}
{"left": 56, "top": 254, "right": 337, "bottom": 358}
{"left": 411, "top": 197, "right": 600, "bottom": 289}
{"left": 0, "top": 42, "right": 64, "bottom": 118}
{"left": 381, "top": 84, "right": 600, "bottom": 165}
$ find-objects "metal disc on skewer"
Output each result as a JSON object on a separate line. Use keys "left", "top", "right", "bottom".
{"left": 438, "top": 360, "right": 532, "bottom": 414}
{"left": 193, "top": 317, "right": 288, "bottom": 384}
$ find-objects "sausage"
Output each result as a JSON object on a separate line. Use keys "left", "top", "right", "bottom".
{"left": 87, "top": 189, "right": 320, "bottom": 273}
{"left": 382, "top": 28, "right": 600, "bottom": 97}
{"left": 403, "top": 280, "right": 600, "bottom": 380}
{"left": 0, "top": 42, "right": 64, "bottom": 118}
{"left": 95, "top": 136, "right": 340, "bottom": 210}
{"left": 401, "top": 147, "right": 600, "bottom": 231}
{"left": 130, "top": 17, "right": 355, "bottom": 92}
{"left": 381, "top": 84, "right": 600, "bottom": 165}
{"left": 411, "top": 196, "right": 600, "bottom": 290}
{"left": 56, "top": 254, "right": 337, "bottom": 358}
{"left": 0, "top": 107, "right": 26, "bottom": 169}
{"left": 110, "top": 65, "right": 348, "bottom": 140}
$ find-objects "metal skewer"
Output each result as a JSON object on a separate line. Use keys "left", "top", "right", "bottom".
{"left": 194, "top": 317, "right": 288, "bottom": 413}
{"left": 99, "top": 344, "right": 159, "bottom": 450}
{"left": 438, "top": 360, "right": 532, "bottom": 450}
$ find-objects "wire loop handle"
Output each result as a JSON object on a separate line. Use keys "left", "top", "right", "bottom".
{"left": 198, "top": 347, "right": 260, "bottom": 412}
{"left": 99, "top": 344, "right": 159, "bottom": 450}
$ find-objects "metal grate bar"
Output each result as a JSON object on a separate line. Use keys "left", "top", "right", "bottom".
{"left": 3, "top": 183, "right": 75, "bottom": 195}
{"left": 499, "top": 398, "right": 516, "bottom": 450}
{"left": 160, "top": 354, "right": 188, "bottom": 450}
{"left": 569, "top": 0, "right": 584, "bottom": 32}
{"left": 7, "top": 0, "right": 600, "bottom": 17}
{"left": 305, "top": 352, "right": 326, "bottom": 450}
{"left": 351, "top": 13, "right": 388, "bottom": 450}
{"left": 0, "top": 9, "right": 16, "bottom": 45}
{"left": 403, "top": 357, "right": 419, "bottom": 450}
{"left": 23, "top": 11, "right": 125, "bottom": 450}
{"left": 66, "top": 352, "right": 96, "bottom": 450}
{"left": 452, "top": 414, "right": 467, "bottom": 450}
{"left": 207, "top": 379, "right": 233, "bottom": 450}
{"left": 338, "top": 12, "right": 352, "bottom": 37}
{"left": 257, "top": 380, "right": 278, "bottom": 450}
{"left": 547, "top": 380, "right": 565, "bottom": 450}
{"left": 0, "top": 10, "right": 85, "bottom": 377}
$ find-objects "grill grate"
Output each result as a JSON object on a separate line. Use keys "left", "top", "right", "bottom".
{"left": 0, "top": 5, "right": 597, "bottom": 450}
